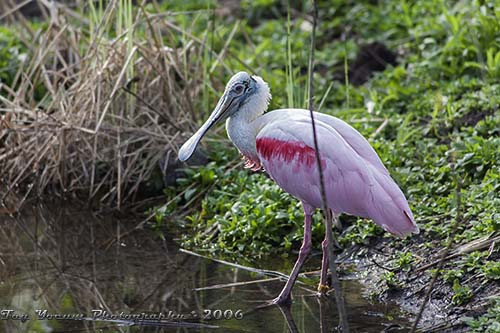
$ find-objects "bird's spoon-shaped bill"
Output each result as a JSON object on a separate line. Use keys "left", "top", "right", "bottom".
{"left": 178, "top": 93, "right": 230, "bottom": 162}
{"left": 178, "top": 122, "right": 212, "bottom": 162}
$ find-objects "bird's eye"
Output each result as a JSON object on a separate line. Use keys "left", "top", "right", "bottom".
{"left": 234, "top": 85, "right": 244, "bottom": 94}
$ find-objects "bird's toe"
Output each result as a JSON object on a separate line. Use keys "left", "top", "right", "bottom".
{"left": 268, "top": 295, "right": 292, "bottom": 307}
{"left": 317, "top": 284, "right": 330, "bottom": 296}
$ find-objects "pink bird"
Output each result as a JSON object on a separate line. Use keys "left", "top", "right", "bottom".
{"left": 179, "top": 72, "right": 419, "bottom": 305}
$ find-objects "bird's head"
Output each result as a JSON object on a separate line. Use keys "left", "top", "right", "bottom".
{"left": 178, "top": 71, "right": 270, "bottom": 161}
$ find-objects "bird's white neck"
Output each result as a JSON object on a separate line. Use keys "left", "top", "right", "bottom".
{"left": 226, "top": 76, "right": 271, "bottom": 160}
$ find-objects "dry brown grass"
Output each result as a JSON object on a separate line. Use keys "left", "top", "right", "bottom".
{"left": 0, "top": 1, "right": 212, "bottom": 209}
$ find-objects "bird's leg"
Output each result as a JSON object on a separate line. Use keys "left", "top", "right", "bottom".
{"left": 330, "top": 209, "right": 342, "bottom": 248}
{"left": 318, "top": 237, "right": 330, "bottom": 295}
{"left": 318, "top": 212, "right": 341, "bottom": 296}
{"left": 270, "top": 207, "right": 313, "bottom": 305}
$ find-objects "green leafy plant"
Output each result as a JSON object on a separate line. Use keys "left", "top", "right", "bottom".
{"left": 463, "top": 299, "right": 500, "bottom": 332}
{"left": 482, "top": 261, "right": 500, "bottom": 281}
{"left": 382, "top": 271, "right": 400, "bottom": 289}
{"left": 452, "top": 279, "right": 474, "bottom": 305}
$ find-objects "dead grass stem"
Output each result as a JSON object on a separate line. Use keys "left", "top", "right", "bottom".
{"left": 0, "top": 1, "right": 215, "bottom": 208}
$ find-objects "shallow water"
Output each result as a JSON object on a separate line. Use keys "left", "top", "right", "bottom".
{"left": 0, "top": 203, "right": 411, "bottom": 332}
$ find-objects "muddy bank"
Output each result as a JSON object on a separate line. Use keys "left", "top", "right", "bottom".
{"left": 343, "top": 235, "right": 499, "bottom": 332}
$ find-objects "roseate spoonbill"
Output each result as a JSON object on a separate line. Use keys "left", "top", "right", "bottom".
{"left": 178, "top": 72, "right": 419, "bottom": 305}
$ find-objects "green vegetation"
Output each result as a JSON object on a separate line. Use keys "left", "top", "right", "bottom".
{"left": 0, "top": 27, "right": 24, "bottom": 88}
{"left": 381, "top": 271, "right": 400, "bottom": 290}
{"left": 452, "top": 279, "right": 474, "bottom": 306}
{"left": 463, "top": 299, "right": 500, "bottom": 332}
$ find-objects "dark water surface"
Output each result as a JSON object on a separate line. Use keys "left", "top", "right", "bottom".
{"left": 0, "top": 203, "right": 411, "bottom": 332}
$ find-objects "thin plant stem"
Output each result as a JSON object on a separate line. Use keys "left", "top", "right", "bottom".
{"left": 344, "top": 38, "right": 350, "bottom": 108}
{"left": 286, "top": 0, "right": 294, "bottom": 108}
{"left": 307, "top": 2, "right": 349, "bottom": 332}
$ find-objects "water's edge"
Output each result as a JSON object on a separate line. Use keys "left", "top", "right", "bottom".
{"left": 0, "top": 204, "right": 411, "bottom": 332}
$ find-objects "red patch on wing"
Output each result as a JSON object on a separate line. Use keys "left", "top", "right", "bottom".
{"left": 256, "top": 137, "right": 316, "bottom": 167}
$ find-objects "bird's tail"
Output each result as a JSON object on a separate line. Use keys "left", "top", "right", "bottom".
{"left": 368, "top": 171, "right": 419, "bottom": 237}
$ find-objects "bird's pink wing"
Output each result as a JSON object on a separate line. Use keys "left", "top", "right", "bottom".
{"left": 313, "top": 112, "right": 390, "bottom": 176}
{"left": 255, "top": 112, "right": 418, "bottom": 237}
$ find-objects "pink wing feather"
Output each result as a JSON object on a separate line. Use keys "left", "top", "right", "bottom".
{"left": 255, "top": 110, "right": 418, "bottom": 237}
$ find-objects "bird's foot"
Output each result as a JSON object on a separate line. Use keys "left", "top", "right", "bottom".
{"left": 242, "top": 154, "right": 262, "bottom": 171}
{"left": 317, "top": 284, "right": 330, "bottom": 297}
{"left": 258, "top": 295, "right": 292, "bottom": 308}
